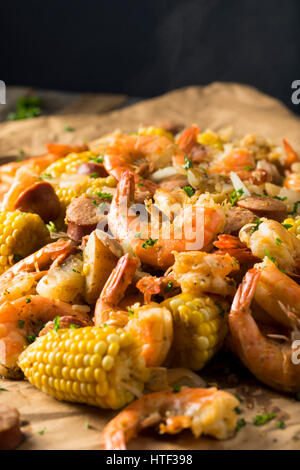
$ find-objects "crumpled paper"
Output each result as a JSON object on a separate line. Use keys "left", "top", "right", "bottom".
{"left": 1, "top": 82, "right": 300, "bottom": 450}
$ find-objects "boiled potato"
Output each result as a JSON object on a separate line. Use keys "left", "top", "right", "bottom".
{"left": 83, "top": 230, "right": 118, "bottom": 304}
{"left": 36, "top": 255, "right": 84, "bottom": 303}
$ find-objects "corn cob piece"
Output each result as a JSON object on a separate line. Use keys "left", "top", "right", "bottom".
{"left": 18, "top": 326, "right": 150, "bottom": 410}
{"left": 163, "top": 293, "right": 229, "bottom": 371}
{"left": 197, "top": 130, "right": 224, "bottom": 151}
{"left": 55, "top": 174, "right": 116, "bottom": 208}
{"left": 45, "top": 151, "right": 102, "bottom": 178}
{"left": 282, "top": 217, "right": 300, "bottom": 239}
{"left": 0, "top": 211, "right": 49, "bottom": 274}
{"left": 138, "top": 126, "right": 174, "bottom": 142}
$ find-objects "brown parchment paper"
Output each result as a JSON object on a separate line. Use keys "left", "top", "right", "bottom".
{"left": 1, "top": 82, "right": 300, "bottom": 450}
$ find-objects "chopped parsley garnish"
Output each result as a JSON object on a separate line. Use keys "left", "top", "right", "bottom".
{"left": 276, "top": 421, "right": 286, "bottom": 429}
{"left": 53, "top": 316, "right": 60, "bottom": 333}
{"left": 282, "top": 223, "right": 293, "bottom": 230}
{"left": 89, "top": 155, "right": 104, "bottom": 164}
{"left": 253, "top": 218, "right": 262, "bottom": 232}
{"left": 230, "top": 188, "right": 244, "bottom": 206}
{"left": 92, "top": 200, "right": 98, "bottom": 206}
{"left": 46, "top": 221, "right": 58, "bottom": 233}
{"left": 236, "top": 418, "right": 246, "bottom": 431}
{"left": 95, "top": 191, "right": 113, "bottom": 201}
{"left": 18, "top": 320, "right": 25, "bottom": 328}
{"left": 63, "top": 126, "right": 75, "bottom": 132}
{"left": 27, "top": 335, "right": 36, "bottom": 344}
{"left": 173, "top": 384, "right": 181, "bottom": 393}
{"left": 264, "top": 249, "right": 276, "bottom": 263}
{"left": 38, "top": 428, "right": 46, "bottom": 435}
{"left": 273, "top": 195, "right": 287, "bottom": 201}
{"left": 39, "top": 173, "right": 52, "bottom": 180}
{"left": 166, "top": 281, "right": 173, "bottom": 292}
{"left": 291, "top": 201, "right": 300, "bottom": 215}
{"left": 183, "top": 154, "right": 193, "bottom": 169}
{"left": 235, "top": 394, "right": 244, "bottom": 403}
{"left": 89, "top": 172, "right": 99, "bottom": 178}
{"left": 85, "top": 421, "right": 92, "bottom": 429}
{"left": 234, "top": 407, "right": 242, "bottom": 415}
{"left": 183, "top": 185, "right": 195, "bottom": 198}
{"left": 103, "top": 323, "right": 108, "bottom": 327}
{"left": 275, "top": 237, "right": 283, "bottom": 246}
{"left": 25, "top": 297, "right": 31, "bottom": 304}
{"left": 13, "top": 254, "right": 23, "bottom": 263}
{"left": 127, "top": 308, "right": 134, "bottom": 316}
{"left": 7, "top": 96, "right": 43, "bottom": 121}
{"left": 72, "top": 268, "right": 80, "bottom": 273}
{"left": 142, "top": 237, "right": 158, "bottom": 249}
{"left": 244, "top": 166, "right": 254, "bottom": 171}
{"left": 70, "top": 323, "right": 79, "bottom": 329}
{"left": 253, "top": 413, "right": 276, "bottom": 426}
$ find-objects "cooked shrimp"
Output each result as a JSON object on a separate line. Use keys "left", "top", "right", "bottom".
{"left": 1, "top": 165, "right": 40, "bottom": 211}
{"left": 239, "top": 218, "right": 300, "bottom": 272}
{"left": 0, "top": 153, "right": 60, "bottom": 185}
{"left": 170, "top": 251, "right": 239, "bottom": 297}
{"left": 284, "top": 172, "right": 300, "bottom": 192}
{"left": 0, "top": 295, "right": 90, "bottom": 378}
{"left": 173, "top": 125, "right": 200, "bottom": 165}
{"left": 208, "top": 149, "right": 255, "bottom": 180}
{"left": 103, "top": 133, "right": 181, "bottom": 181}
{"left": 0, "top": 239, "right": 74, "bottom": 288}
{"left": 102, "top": 387, "right": 239, "bottom": 449}
{"left": 229, "top": 265, "right": 300, "bottom": 392}
{"left": 108, "top": 171, "right": 226, "bottom": 269}
{"left": 94, "top": 254, "right": 173, "bottom": 367}
{"left": 283, "top": 138, "right": 299, "bottom": 169}
{"left": 213, "top": 234, "right": 259, "bottom": 264}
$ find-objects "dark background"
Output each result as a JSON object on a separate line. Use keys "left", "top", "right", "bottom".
{"left": 2, "top": 0, "right": 300, "bottom": 113}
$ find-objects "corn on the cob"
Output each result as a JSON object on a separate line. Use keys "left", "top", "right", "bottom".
{"left": 45, "top": 151, "right": 100, "bottom": 178}
{"left": 138, "top": 126, "right": 174, "bottom": 142}
{"left": 18, "top": 326, "right": 150, "bottom": 410}
{"left": 163, "top": 293, "right": 229, "bottom": 371}
{"left": 282, "top": 217, "right": 300, "bottom": 239}
{"left": 0, "top": 211, "right": 49, "bottom": 274}
{"left": 55, "top": 175, "right": 116, "bottom": 208}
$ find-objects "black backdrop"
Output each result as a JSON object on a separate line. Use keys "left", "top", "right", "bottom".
{"left": 1, "top": 0, "right": 300, "bottom": 113}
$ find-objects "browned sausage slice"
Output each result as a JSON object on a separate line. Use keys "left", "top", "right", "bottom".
{"left": 66, "top": 194, "right": 109, "bottom": 241}
{"left": 224, "top": 207, "right": 256, "bottom": 234}
{"left": 0, "top": 404, "right": 22, "bottom": 450}
{"left": 77, "top": 162, "right": 108, "bottom": 177}
{"left": 159, "top": 175, "right": 188, "bottom": 191}
{"left": 237, "top": 196, "right": 287, "bottom": 222}
{"left": 14, "top": 181, "right": 61, "bottom": 223}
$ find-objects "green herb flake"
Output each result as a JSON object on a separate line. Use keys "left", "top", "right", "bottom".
{"left": 72, "top": 268, "right": 80, "bottom": 274}
{"left": 253, "top": 218, "right": 262, "bottom": 232}
{"left": 142, "top": 237, "right": 158, "bottom": 249}
{"left": 95, "top": 192, "right": 113, "bottom": 201}
{"left": 230, "top": 188, "right": 244, "bottom": 206}
{"left": 70, "top": 323, "right": 79, "bottom": 329}
{"left": 276, "top": 421, "right": 286, "bottom": 429}
{"left": 235, "top": 394, "right": 244, "bottom": 403}
{"left": 166, "top": 281, "right": 173, "bottom": 292}
{"left": 236, "top": 418, "right": 246, "bottom": 431}
{"left": 273, "top": 195, "right": 287, "bottom": 201}
{"left": 127, "top": 308, "right": 134, "bottom": 316}
{"left": 103, "top": 323, "right": 108, "bottom": 327}
{"left": 173, "top": 384, "right": 181, "bottom": 393}
{"left": 85, "top": 421, "right": 92, "bottom": 429}
{"left": 92, "top": 200, "right": 99, "bottom": 206}
{"left": 63, "top": 126, "right": 75, "bottom": 132}
{"left": 275, "top": 237, "right": 283, "bottom": 246}
{"left": 244, "top": 166, "right": 254, "bottom": 171}
{"left": 234, "top": 407, "right": 242, "bottom": 414}
{"left": 134, "top": 233, "right": 142, "bottom": 239}
{"left": 253, "top": 413, "right": 276, "bottom": 426}
{"left": 89, "top": 172, "right": 99, "bottom": 178}
{"left": 38, "top": 428, "right": 46, "bottom": 435}
{"left": 282, "top": 223, "right": 293, "bottom": 230}
{"left": 89, "top": 155, "right": 104, "bottom": 164}
{"left": 264, "top": 249, "right": 276, "bottom": 263}
{"left": 46, "top": 221, "right": 58, "bottom": 233}
{"left": 183, "top": 154, "right": 193, "bottom": 170}
{"left": 0, "top": 386, "right": 7, "bottom": 391}
{"left": 39, "top": 173, "right": 52, "bottom": 181}
{"left": 18, "top": 319, "right": 26, "bottom": 328}
{"left": 291, "top": 201, "right": 300, "bottom": 215}
{"left": 27, "top": 335, "right": 36, "bottom": 344}
{"left": 7, "top": 96, "right": 43, "bottom": 121}
{"left": 183, "top": 185, "right": 195, "bottom": 198}
{"left": 25, "top": 297, "right": 31, "bottom": 304}
{"left": 53, "top": 316, "right": 60, "bottom": 333}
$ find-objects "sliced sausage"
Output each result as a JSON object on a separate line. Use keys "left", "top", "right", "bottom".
{"left": 14, "top": 181, "right": 61, "bottom": 223}
{"left": 66, "top": 194, "right": 109, "bottom": 241}
{"left": 224, "top": 207, "right": 256, "bottom": 234}
{"left": 77, "top": 162, "right": 108, "bottom": 178}
{"left": 237, "top": 196, "right": 287, "bottom": 222}
{"left": 39, "top": 316, "right": 92, "bottom": 336}
{"left": 0, "top": 404, "right": 22, "bottom": 450}
{"left": 190, "top": 143, "right": 208, "bottom": 163}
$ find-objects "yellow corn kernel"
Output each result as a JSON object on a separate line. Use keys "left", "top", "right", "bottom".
{"left": 197, "top": 129, "right": 224, "bottom": 150}
{"left": 0, "top": 211, "right": 49, "bottom": 274}
{"left": 163, "top": 293, "right": 229, "bottom": 371}
{"left": 138, "top": 126, "right": 174, "bottom": 142}
{"left": 283, "top": 217, "right": 300, "bottom": 239}
{"left": 18, "top": 326, "right": 149, "bottom": 410}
